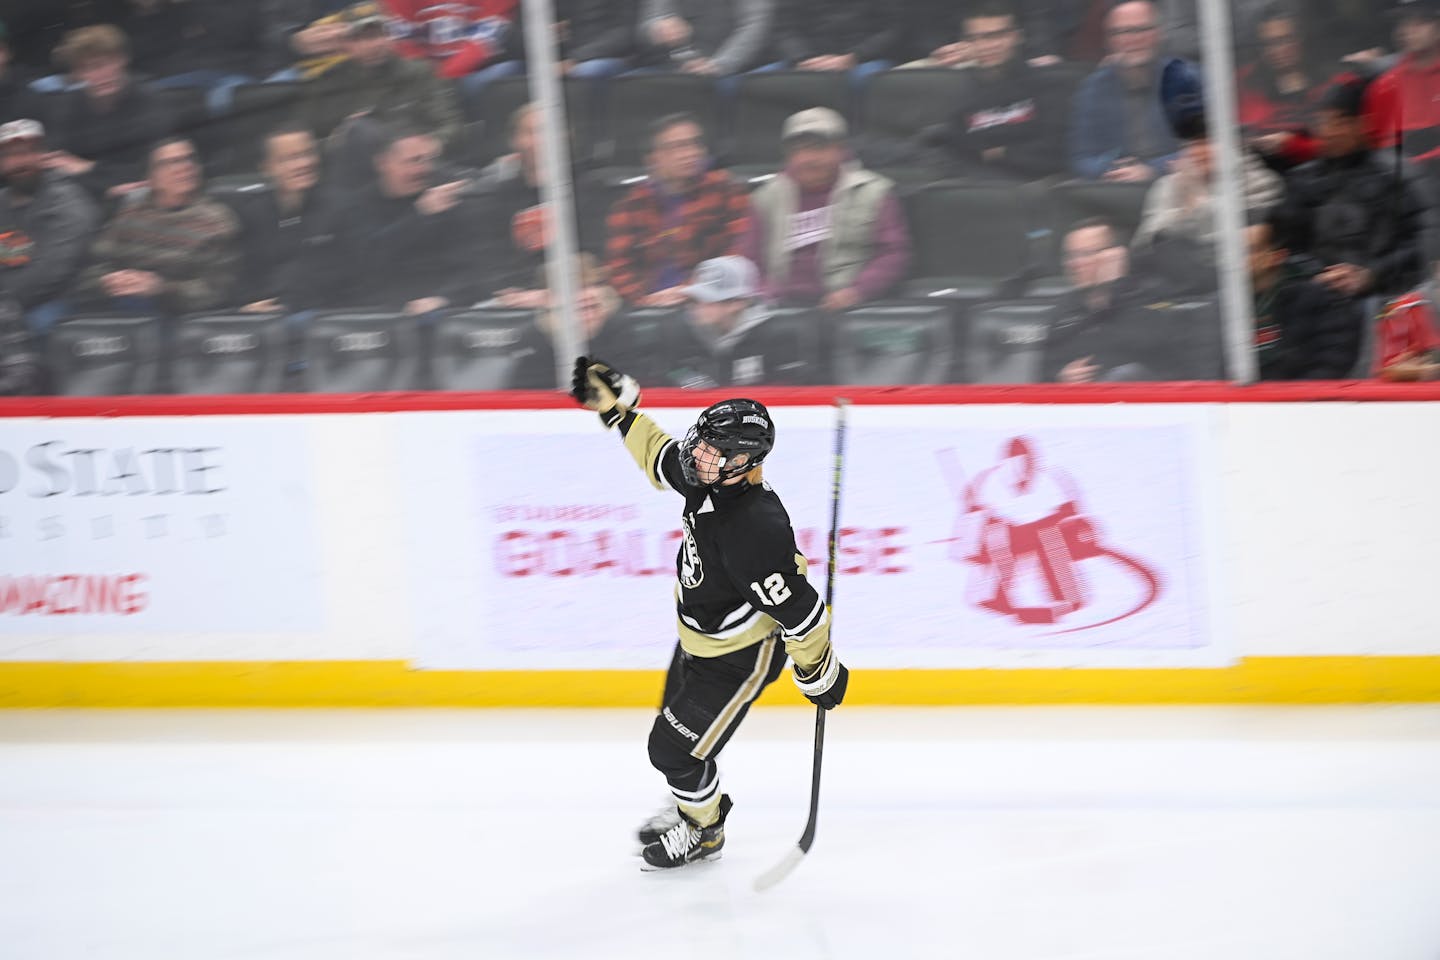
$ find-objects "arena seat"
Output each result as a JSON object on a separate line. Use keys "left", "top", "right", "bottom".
{"left": 169, "top": 313, "right": 289, "bottom": 395}
{"left": 430, "top": 308, "right": 556, "bottom": 390}
{"left": 831, "top": 303, "right": 954, "bottom": 385}
{"left": 302, "top": 311, "right": 424, "bottom": 392}
{"left": 963, "top": 299, "right": 1057, "bottom": 384}
{"left": 46, "top": 315, "right": 163, "bottom": 396}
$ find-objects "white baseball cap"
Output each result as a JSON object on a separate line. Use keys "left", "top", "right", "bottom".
{"left": 684, "top": 256, "right": 759, "bottom": 302}
{"left": 0, "top": 119, "right": 45, "bottom": 146}
{"left": 781, "top": 107, "right": 848, "bottom": 143}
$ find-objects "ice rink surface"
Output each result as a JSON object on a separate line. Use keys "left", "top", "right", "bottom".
{"left": 2, "top": 706, "right": 1439, "bottom": 960}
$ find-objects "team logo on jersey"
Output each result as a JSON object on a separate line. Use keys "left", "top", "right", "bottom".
{"left": 679, "top": 513, "right": 704, "bottom": 589}
{"left": 938, "top": 437, "right": 1161, "bottom": 632}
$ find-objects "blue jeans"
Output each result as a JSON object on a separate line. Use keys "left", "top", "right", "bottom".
{"left": 568, "top": 57, "right": 630, "bottom": 81}
{"left": 459, "top": 59, "right": 527, "bottom": 98}
{"left": 29, "top": 75, "right": 82, "bottom": 94}
{"left": 24, "top": 301, "right": 70, "bottom": 337}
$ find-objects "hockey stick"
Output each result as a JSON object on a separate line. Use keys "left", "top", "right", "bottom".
{"left": 754, "top": 397, "right": 849, "bottom": 893}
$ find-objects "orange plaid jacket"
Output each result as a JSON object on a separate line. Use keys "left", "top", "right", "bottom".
{"left": 604, "top": 170, "right": 751, "bottom": 303}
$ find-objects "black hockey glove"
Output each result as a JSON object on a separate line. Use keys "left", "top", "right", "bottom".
{"left": 570, "top": 356, "right": 641, "bottom": 429}
{"left": 793, "top": 646, "right": 849, "bottom": 710}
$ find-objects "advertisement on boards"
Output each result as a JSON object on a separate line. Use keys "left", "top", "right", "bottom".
{"left": 0, "top": 417, "right": 324, "bottom": 651}
{"left": 403, "top": 404, "right": 1225, "bottom": 671}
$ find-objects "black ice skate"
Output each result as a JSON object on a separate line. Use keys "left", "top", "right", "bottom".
{"left": 640, "top": 795, "right": 733, "bottom": 870}
{"left": 637, "top": 802, "right": 683, "bottom": 846}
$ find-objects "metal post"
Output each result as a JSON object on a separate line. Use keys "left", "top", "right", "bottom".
{"left": 520, "top": 0, "right": 586, "bottom": 387}
{"left": 1196, "top": 0, "right": 1258, "bottom": 383}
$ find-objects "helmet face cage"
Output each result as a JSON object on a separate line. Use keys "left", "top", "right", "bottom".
{"left": 678, "top": 400, "right": 775, "bottom": 487}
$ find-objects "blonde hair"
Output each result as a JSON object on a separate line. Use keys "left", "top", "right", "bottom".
{"left": 56, "top": 25, "right": 129, "bottom": 68}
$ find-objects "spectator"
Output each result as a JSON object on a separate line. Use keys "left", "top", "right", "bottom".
{"left": 1042, "top": 218, "right": 1187, "bottom": 382}
{"left": 232, "top": 124, "right": 327, "bottom": 313}
{"left": 299, "top": 6, "right": 462, "bottom": 154}
{"left": 503, "top": 254, "right": 630, "bottom": 388}
{"left": 554, "top": 0, "right": 640, "bottom": 79}
{"left": 635, "top": 0, "right": 775, "bottom": 77}
{"left": 938, "top": 3, "right": 1067, "bottom": 181}
{"left": 149, "top": 0, "right": 264, "bottom": 111}
{"left": 1248, "top": 213, "right": 1361, "bottom": 379}
{"left": 740, "top": 108, "right": 910, "bottom": 310}
{"left": 477, "top": 104, "right": 551, "bottom": 306}
{"left": 0, "top": 119, "right": 100, "bottom": 338}
{"left": 1373, "top": 282, "right": 1440, "bottom": 380}
{"left": 298, "top": 125, "right": 483, "bottom": 316}
{"left": 641, "top": 254, "right": 814, "bottom": 387}
{"left": 605, "top": 113, "right": 750, "bottom": 306}
{"left": 76, "top": 137, "right": 241, "bottom": 316}
{"left": 43, "top": 25, "right": 175, "bottom": 201}
{"left": 1367, "top": 0, "right": 1440, "bottom": 186}
{"left": 773, "top": 0, "right": 900, "bottom": 86}
{"left": 269, "top": 1, "right": 361, "bottom": 82}
{"left": 1237, "top": 4, "right": 1344, "bottom": 171}
{"left": 120, "top": 0, "right": 187, "bottom": 81}
{"left": 0, "top": 298, "right": 40, "bottom": 395}
{"left": 1274, "top": 77, "right": 1430, "bottom": 310}
{"left": 1069, "top": 0, "right": 1177, "bottom": 182}
{"left": 903, "top": 0, "right": 1063, "bottom": 66}
{"left": 1133, "top": 59, "right": 1284, "bottom": 292}
{"left": 384, "top": 0, "right": 523, "bottom": 91}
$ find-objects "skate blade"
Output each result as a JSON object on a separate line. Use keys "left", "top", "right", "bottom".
{"left": 638, "top": 851, "right": 723, "bottom": 872}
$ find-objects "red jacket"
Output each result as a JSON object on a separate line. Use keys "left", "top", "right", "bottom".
{"left": 383, "top": 0, "right": 517, "bottom": 79}
{"left": 1366, "top": 54, "right": 1440, "bottom": 163}
{"left": 1235, "top": 62, "right": 1351, "bottom": 166}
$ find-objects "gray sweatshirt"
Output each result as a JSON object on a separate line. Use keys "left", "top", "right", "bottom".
{"left": 639, "top": 0, "right": 775, "bottom": 75}
{"left": 0, "top": 172, "right": 100, "bottom": 309}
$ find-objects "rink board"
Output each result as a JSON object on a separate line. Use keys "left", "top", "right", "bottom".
{"left": 2, "top": 384, "right": 1439, "bottom": 705}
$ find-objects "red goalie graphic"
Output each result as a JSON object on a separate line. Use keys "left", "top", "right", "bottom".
{"left": 941, "top": 437, "right": 1162, "bottom": 631}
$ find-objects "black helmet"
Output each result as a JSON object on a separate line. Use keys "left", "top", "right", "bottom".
{"left": 679, "top": 398, "right": 775, "bottom": 487}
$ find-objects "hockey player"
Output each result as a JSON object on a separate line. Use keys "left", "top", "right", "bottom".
{"left": 570, "top": 357, "right": 849, "bottom": 870}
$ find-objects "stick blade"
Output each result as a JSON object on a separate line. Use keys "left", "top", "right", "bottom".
{"left": 752, "top": 845, "right": 806, "bottom": 892}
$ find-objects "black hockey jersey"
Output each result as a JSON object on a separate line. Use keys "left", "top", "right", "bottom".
{"left": 618, "top": 412, "right": 831, "bottom": 671}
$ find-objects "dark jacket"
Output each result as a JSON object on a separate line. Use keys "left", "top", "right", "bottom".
{"left": 557, "top": 0, "right": 639, "bottom": 61}
{"left": 166, "top": 0, "right": 267, "bottom": 78}
{"left": 226, "top": 181, "right": 331, "bottom": 306}
{"left": 1069, "top": 60, "right": 1179, "bottom": 180}
{"left": 632, "top": 304, "right": 814, "bottom": 388}
{"left": 0, "top": 172, "right": 100, "bottom": 309}
{"left": 774, "top": 0, "right": 901, "bottom": 64}
{"left": 1042, "top": 278, "right": 1220, "bottom": 381}
{"left": 121, "top": 1, "right": 189, "bottom": 79}
{"left": 942, "top": 59, "right": 1067, "bottom": 181}
{"left": 476, "top": 157, "right": 546, "bottom": 298}
{"left": 1274, "top": 150, "right": 1430, "bottom": 297}
{"left": 0, "top": 72, "right": 43, "bottom": 127}
{"left": 49, "top": 82, "right": 176, "bottom": 199}
{"left": 296, "top": 185, "right": 485, "bottom": 310}
{"left": 1254, "top": 269, "right": 1361, "bottom": 379}
{"left": 299, "top": 55, "right": 462, "bottom": 148}
{"left": 0, "top": 302, "right": 41, "bottom": 396}
{"left": 506, "top": 0, "right": 638, "bottom": 64}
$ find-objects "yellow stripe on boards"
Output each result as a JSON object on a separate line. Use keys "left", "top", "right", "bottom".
{"left": 1, "top": 658, "right": 1439, "bottom": 708}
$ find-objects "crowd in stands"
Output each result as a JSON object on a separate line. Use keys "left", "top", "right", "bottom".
{"left": 0, "top": 0, "right": 1437, "bottom": 395}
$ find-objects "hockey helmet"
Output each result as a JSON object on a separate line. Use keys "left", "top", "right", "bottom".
{"left": 679, "top": 398, "right": 776, "bottom": 486}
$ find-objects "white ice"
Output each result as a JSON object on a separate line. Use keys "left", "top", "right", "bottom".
{"left": 3, "top": 707, "right": 1440, "bottom": 960}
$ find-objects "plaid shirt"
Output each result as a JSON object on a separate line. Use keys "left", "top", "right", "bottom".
{"left": 604, "top": 170, "right": 750, "bottom": 303}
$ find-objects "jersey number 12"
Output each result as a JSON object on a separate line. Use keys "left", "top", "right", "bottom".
{"left": 749, "top": 573, "right": 792, "bottom": 606}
